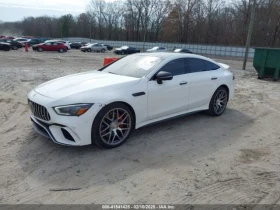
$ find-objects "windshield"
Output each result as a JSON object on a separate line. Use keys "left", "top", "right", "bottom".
{"left": 174, "top": 49, "right": 181, "bottom": 52}
{"left": 102, "top": 54, "right": 163, "bottom": 78}
{"left": 152, "top": 47, "right": 159, "bottom": 50}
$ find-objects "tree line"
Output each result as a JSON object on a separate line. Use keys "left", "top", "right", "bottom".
{"left": 0, "top": 0, "right": 279, "bottom": 47}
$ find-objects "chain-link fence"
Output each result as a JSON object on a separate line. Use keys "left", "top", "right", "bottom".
{"left": 62, "top": 37, "right": 255, "bottom": 58}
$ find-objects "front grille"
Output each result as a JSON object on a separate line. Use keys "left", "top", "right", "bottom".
{"left": 28, "top": 100, "right": 51, "bottom": 121}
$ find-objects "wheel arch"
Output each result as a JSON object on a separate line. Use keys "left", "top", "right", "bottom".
{"left": 219, "top": 84, "right": 230, "bottom": 101}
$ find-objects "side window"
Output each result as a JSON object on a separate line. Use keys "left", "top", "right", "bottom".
{"left": 159, "top": 58, "right": 185, "bottom": 76}
{"left": 186, "top": 58, "right": 207, "bottom": 73}
{"left": 45, "top": 42, "right": 51, "bottom": 46}
{"left": 205, "top": 60, "right": 220, "bottom": 70}
{"left": 53, "top": 43, "right": 58, "bottom": 46}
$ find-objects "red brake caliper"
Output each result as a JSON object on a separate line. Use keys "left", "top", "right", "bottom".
{"left": 118, "top": 114, "right": 123, "bottom": 128}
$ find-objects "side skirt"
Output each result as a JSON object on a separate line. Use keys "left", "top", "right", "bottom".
{"left": 135, "top": 106, "right": 208, "bottom": 129}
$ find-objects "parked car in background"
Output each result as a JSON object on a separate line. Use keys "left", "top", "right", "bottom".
{"left": 174, "top": 48, "right": 192, "bottom": 53}
{"left": 32, "top": 42, "right": 67, "bottom": 53}
{"left": 146, "top": 46, "right": 167, "bottom": 52}
{"left": 22, "top": 36, "right": 34, "bottom": 39}
{"left": 14, "top": 38, "right": 29, "bottom": 46}
{"left": 97, "top": 43, "right": 113, "bottom": 51}
{"left": 0, "top": 42, "right": 11, "bottom": 51}
{"left": 114, "top": 46, "right": 140, "bottom": 55}
{"left": 70, "top": 42, "right": 83, "bottom": 49}
{"left": 45, "top": 40, "right": 71, "bottom": 50}
{"left": 0, "top": 39, "right": 23, "bottom": 50}
{"left": 0, "top": 35, "right": 5, "bottom": 39}
{"left": 80, "top": 43, "right": 107, "bottom": 52}
{"left": 6, "top": 36, "right": 15, "bottom": 40}
{"left": 25, "top": 38, "right": 43, "bottom": 47}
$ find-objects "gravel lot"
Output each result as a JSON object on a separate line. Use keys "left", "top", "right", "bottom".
{"left": 1, "top": 49, "right": 280, "bottom": 205}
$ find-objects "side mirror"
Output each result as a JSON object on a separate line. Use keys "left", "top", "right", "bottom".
{"left": 156, "top": 71, "right": 173, "bottom": 84}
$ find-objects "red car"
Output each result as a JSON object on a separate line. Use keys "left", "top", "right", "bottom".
{"left": 32, "top": 42, "right": 67, "bottom": 53}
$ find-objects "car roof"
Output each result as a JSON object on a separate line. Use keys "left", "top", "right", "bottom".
{"left": 138, "top": 52, "right": 213, "bottom": 61}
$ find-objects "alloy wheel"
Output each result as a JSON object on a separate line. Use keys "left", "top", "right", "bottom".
{"left": 99, "top": 108, "right": 131, "bottom": 146}
{"left": 213, "top": 89, "right": 227, "bottom": 115}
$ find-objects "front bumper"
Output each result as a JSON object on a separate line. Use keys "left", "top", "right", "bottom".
{"left": 28, "top": 92, "right": 104, "bottom": 146}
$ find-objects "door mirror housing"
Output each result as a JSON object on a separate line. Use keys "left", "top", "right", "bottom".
{"left": 156, "top": 71, "right": 173, "bottom": 84}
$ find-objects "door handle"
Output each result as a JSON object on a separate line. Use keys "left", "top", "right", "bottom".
{"left": 211, "top": 77, "right": 218, "bottom": 80}
{"left": 180, "top": 81, "right": 188, "bottom": 85}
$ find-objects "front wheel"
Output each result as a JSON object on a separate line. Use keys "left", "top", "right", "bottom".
{"left": 101, "top": 48, "right": 105, "bottom": 53}
{"left": 91, "top": 103, "right": 135, "bottom": 149}
{"left": 87, "top": 48, "right": 92, "bottom": 52}
{"left": 207, "top": 87, "right": 228, "bottom": 116}
{"left": 37, "top": 48, "right": 43, "bottom": 52}
{"left": 3, "top": 46, "right": 10, "bottom": 51}
{"left": 12, "top": 46, "right": 18, "bottom": 50}
{"left": 58, "top": 48, "right": 64, "bottom": 53}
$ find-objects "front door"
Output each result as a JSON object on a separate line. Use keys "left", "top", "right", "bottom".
{"left": 148, "top": 58, "right": 190, "bottom": 120}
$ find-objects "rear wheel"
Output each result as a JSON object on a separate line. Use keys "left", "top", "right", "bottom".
{"left": 12, "top": 46, "right": 18, "bottom": 50}
{"left": 207, "top": 86, "right": 228, "bottom": 116}
{"left": 91, "top": 103, "right": 135, "bottom": 149}
{"left": 121, "top": 51, "right": 125, "bottom": 55}
{"left": 37, "top": 48, "right": 43, "bottom": 52}
{"left": 58, "top": 48, "right": 64, "bottom": 53}
{"left": 87, "top": 48, "right": 92, "bottom": 52}
{"left": 101, "top": 48, "right": 105, "bottom": 53}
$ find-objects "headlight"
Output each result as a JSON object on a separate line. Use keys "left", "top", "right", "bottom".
{"left": 53, "top": 104, "right": 93, "bottom": 116}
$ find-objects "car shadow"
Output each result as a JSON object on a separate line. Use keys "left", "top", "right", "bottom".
{"left": 17, "top": 108, "right": 252, "bottom": 190}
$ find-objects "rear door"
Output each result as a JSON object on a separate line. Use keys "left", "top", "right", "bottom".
{"left": 186, "top": 58, "right": 220, "bottom": 110}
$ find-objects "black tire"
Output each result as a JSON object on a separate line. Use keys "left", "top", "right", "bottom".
{"left": 87, "top": 48, "right": 92, "bottom": 52}
{"left": 91, "top": 102, "right": 135, "bottom": 149}
{"left": 121, "top": 51, "right": 125, "bottom": 55}
{"left": 207, "top": 86, "right": 228, "bottom": 116}
{"left": 58, "top": 48, "right": 64, "bottom": 53}
{"left": 12, "top": 46, "right": 18, "bottom": 50}
{"left": 101, "top": 48, "right": 105, "bottom": 53}
{"left": 37, "top": 48, "right": 43, "bottom": 52}
{"left": 3, "top": 46, "right": 10, "bottom": 51}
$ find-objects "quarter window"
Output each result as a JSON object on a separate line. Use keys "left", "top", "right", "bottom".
{"left": 186, "top": 58, "right": 207, "bottom": 73}
{"left": 205, "top": 61, "right": 220, "bottom": 70}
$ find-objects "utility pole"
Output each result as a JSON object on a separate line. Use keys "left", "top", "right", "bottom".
{"left": 243, "top": 0, "right": 256, "bottom": 70}
{"left": 90, "top": 18, "right": 92, "bottom": 43}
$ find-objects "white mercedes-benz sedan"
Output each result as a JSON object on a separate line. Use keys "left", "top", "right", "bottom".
{"left": 27, "top": 53, "right": 234, "bottom": 148}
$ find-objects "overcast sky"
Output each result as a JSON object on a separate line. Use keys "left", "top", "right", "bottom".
{"left": 0, "top": 0, "right": 91, "bottom": 22}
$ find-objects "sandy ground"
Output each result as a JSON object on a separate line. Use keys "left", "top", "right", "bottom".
{"left": 0, "top": 49, "right": 280, "bottom": 205}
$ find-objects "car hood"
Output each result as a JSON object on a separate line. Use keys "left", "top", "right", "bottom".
{"left": 0, "top": 42, "right": 10, "bottom": 46}
{"left": 115, "top": 48, "right": 122, "bottom": 51}
{"left": 34, "top": 71, "right": 140, "bottom": 99}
